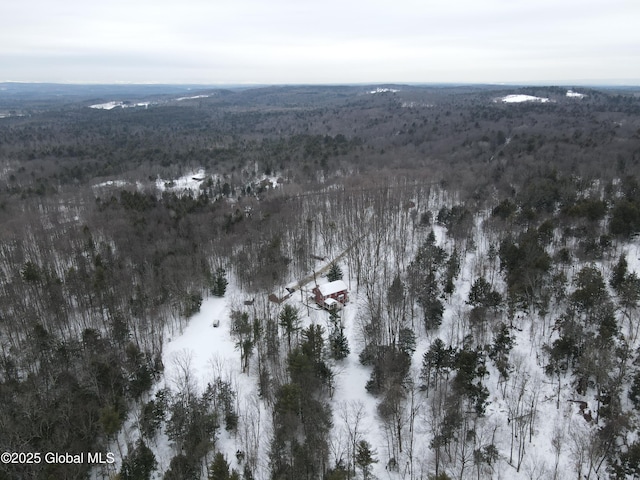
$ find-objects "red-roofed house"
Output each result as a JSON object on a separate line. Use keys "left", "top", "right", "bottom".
{"left": 312, "top": 280, "right": 348, "bottom": 310}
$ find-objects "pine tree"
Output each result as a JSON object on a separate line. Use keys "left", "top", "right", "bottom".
{"left": 230, "top": 310, "right": 253, "bottom": 372}
{"left": 468, "top": 276, "right": 501, "bottom": 309}
{"left": 398, "top": 327, "right": 416, "bottom": 355}
{"left": 355, "top": 440, "right": 378, "bottom": 480}
{"left": 328, "top": 308, "right": 349, "bottom": 360}
{"left": 208, "top": 452, "right": 229, "bottom": 480}
{"left": 489, "top": 323, "right": 514, "bottom": 380}
{"left": 443, "top": 247, "right": 460, "bottom": 296}
{"left": 327, "top": 262, "right": 343, "bottom": 282}
{"left": 330, "top": 326, "right": 350, "bottom": 360}
{"left": 388, "top": 274, "right": 404, "bottom": 307}
{"left": 409, "top": 232, "right": 447, "bottom": 330}
{"left": 211, "top": 267, "right": 228, "bottom": 297}
{"left": 421, "top": 338, "right": 456, "bottom": 394}
{"left": 120, "top": 439, "right": 157, "bottom": 480}
{"left": 279, "top": 304, "right": 300, "bottom": 352}
{"left": 611, "top": 254, "right": 628, "bottom": 293}
{"left": 326, "top": 465, "right": 349, "bottom": 480}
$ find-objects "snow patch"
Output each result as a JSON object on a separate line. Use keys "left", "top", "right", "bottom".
{"left": 257, "top": 174, "right": 281, "bottom": 190}
{"left": 92, "top": 180, "right": 129, "bottom": 189}
{"left": 156, "top": 169, "right": 208, "bottom": 193}
{"left": 566, "top": 89, "right": 586, "bottom": 98}
{"left": 497, "top": 94, "right": 551, "bottom": 104}
{"left": 401, "top": 101, "right": 434, "bottom": 108}
{"left": 369, "top": 87, "right": 399, "bottom": 94}
{"left": 89, "top": 101, "right": 152, "bottom": 110}
{"left": 175, "top": 94, "right": 211, "bottom": 101}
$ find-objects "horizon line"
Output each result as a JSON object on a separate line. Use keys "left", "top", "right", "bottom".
{"left": 2, "top": 79, "right": 640, "bottom": 88}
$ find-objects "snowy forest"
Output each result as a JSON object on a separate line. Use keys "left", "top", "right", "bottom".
{"left": 2, "top": 83, "right": 640, "bottom": 480}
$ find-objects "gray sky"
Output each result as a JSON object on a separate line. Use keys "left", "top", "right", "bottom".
{"left": 1, "top": 0, "right": 639, "bottom": 85}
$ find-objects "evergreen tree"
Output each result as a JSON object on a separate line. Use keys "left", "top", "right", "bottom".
{"left": 453, "top": 345, "right": 489, "bottom": 416}
{"left": 140, "top": 395, "right": 167, "bottom": 441}
{"left": 488, "top": 323, "right": 514, "bottom": 380}
{"left": 408, "top": 232, "right": 447, "bottom": 330}
{"left": 609, "top": 254, "right": 627, "bottom": 292}
{"left": 355, "top": 440, "right": 378, "bottom": 480}
{"left": 499, "top": 230, "right": 551, "bottom": 309}
{"left": 327, "top": 262, "right": 343, "bottom": 282}
{"left": 571, "top": 265, "right": 607, "bottom": 313}
{"left": 421, "top": 293, "right": 445, "bottom": 330}
{"left": 629, "top": 371, "right": 640, "bottom": 410}
{"left": 610, "top": 199, "right": 640, "bottom": 237}
{"left": 328, "top": 307, "right": 349, "bottom": 360}
{"left": 421, "top": 339, "right": 456, "bottom": 394}
{"left": 330, "top": 326, "right": 350, "bottom": 360}
{"left": 619, "top": 272, "right": 640, "bottom": 311}
{"left": 211, "top": 267, "right": 228, "bottom": 297}
{"left": 398, "top": 327, "right": 416, "bottom": 355}
{"left": 443, "top": 247, "right": 460, "bottom": 296}
{"left": 611, "top": 254, "right": 640, "bottom": 310}
{"left": 182, "top": 291, "right": 203, "bottom": 318}
{"left": 213, "top": 379, "right": 238, "bottom": 431}
{"left": 615, "top": 441, "right": 640, "bottom": 478}
{"left": 468, "top": 276, "right": 501, "bottom": 309}
{"left": 120, "top": 439, "right": 157, "bottom": 480}
{"left": 164, "top": 453, "right": 200, "bottom": 480}
{"left": 230, "top": 310, "right": 253, "bottom": 372}
{"left": 208, "top": 452, "right": 230, "bottom": 480}
{"left": 279, "top": 304, "right": 300, "bottom": 352}
{"left": 388, "top": 274, "right": 404, "bottom": 307}
{"left": 326, "top": 463, "right": 349, "bottom": 480}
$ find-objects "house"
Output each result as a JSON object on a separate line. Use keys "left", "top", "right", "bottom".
{"left": 312, "top": 280, "right": 348, "bottom": 310}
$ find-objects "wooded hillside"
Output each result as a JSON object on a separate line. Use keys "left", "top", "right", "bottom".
{"left": 1, "top": 84, "right": 640, "bottom": 479}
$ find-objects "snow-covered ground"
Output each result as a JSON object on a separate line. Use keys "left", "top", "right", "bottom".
{"left": 566, "top": 90, "right": 586, "bottom": 99}
{"left": 497, "top": 94, "right": 551, "bottom": 104}
{"left": 89, "top": 101, "right": 152, "bottom": 110}
{"left": 150, "top": 280, "right": 394, "bottom": 480}
{"left": 105, "top": 198, "right": 640, "bottom": 479}
{"left": 175, "top": 95, "right": 211, "bottom": 101}
{"left": 369, "top": 87, "right": 399, "bottom": 94}
{"left": 89, "top": 169, "right": 282, "bottom": 200}
{"left": 155, "top": 169, "right": 208, "bottom": 194}
{"left": 92, "top": 180, "right": 130, "bottom": 189}
{"left": 159, "top": 295, "right": 269, "bottom": 476}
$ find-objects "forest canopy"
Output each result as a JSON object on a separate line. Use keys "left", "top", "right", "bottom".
{"left": 1, "top": 84, "right": 640, "bottom": 479}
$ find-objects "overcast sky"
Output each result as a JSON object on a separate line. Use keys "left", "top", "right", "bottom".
{"left": 1, "top": 0, "right": 638, "bottom": 85}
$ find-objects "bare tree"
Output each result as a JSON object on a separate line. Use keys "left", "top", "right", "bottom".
{"left": 170, "top": 349, "right": 196, "bottom": 402}
{"left": 338, "top": 400, "right": 367, "bottom": 479}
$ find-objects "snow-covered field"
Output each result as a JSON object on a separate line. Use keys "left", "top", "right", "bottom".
{"left": 369, "top": 88, "right": 400, "bottom": 94}
{"left": 89, "top": 101, "right": 152, "bottom": 110}
{"left": 498, "top": 94, "right": 551, "bottom": 104}
{"left": 155, "top": 169, "right": 209, "bottom": 194}
{"left": 566, "top": 90, "right": 586, "bottom": 99}
{"left": 92, "top": 180, "right": 130, "bottom": 189}
{"left": 175, "top": 95, "right": 211, "bottom": 101}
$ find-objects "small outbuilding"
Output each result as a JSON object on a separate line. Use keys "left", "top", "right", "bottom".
{"left": 312, "top": 280, "right": 348, "bottom": 310}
